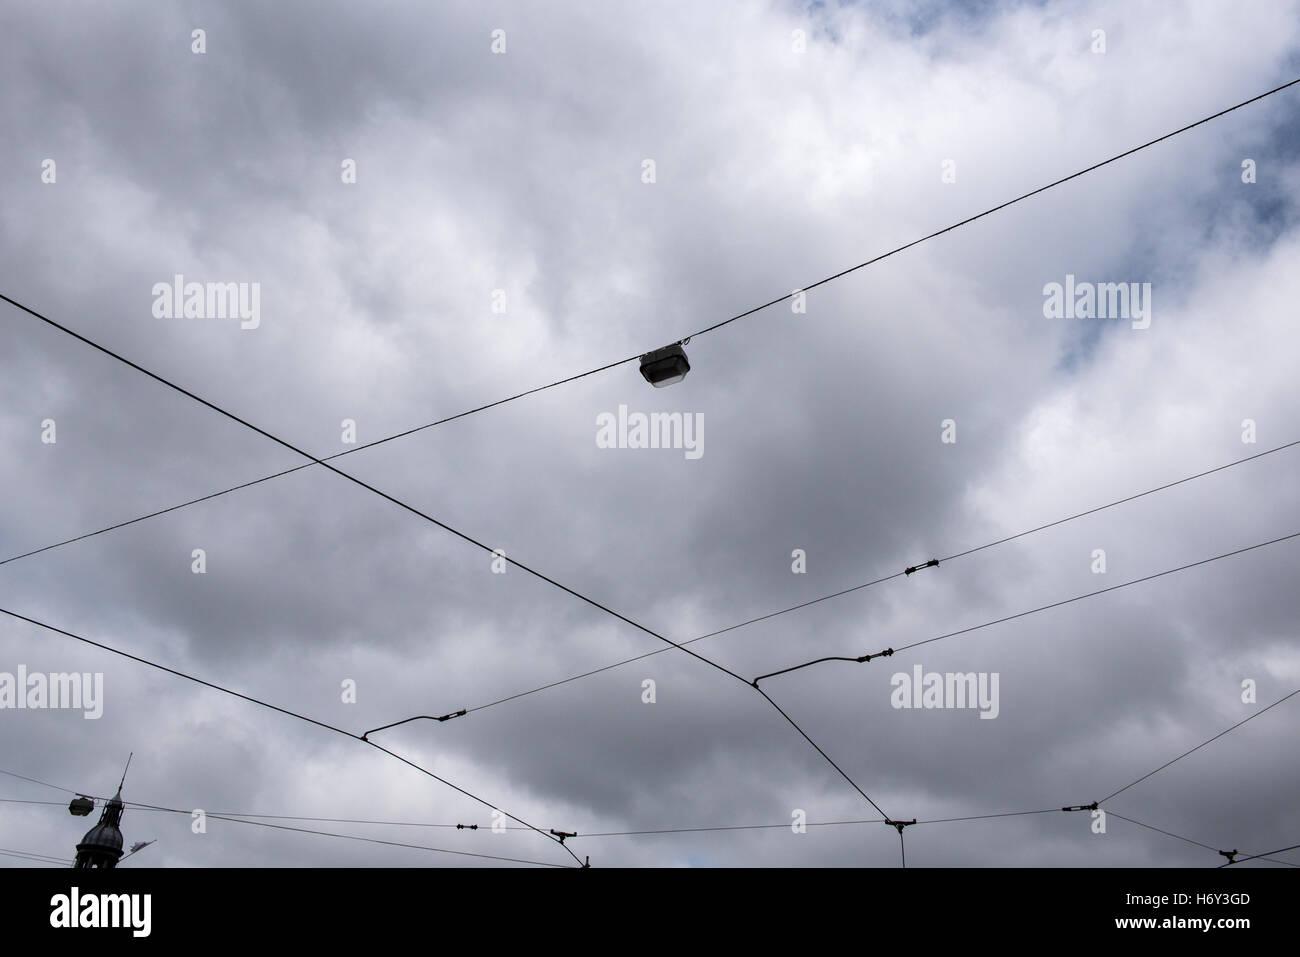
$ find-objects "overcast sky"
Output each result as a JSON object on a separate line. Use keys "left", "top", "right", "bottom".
{"left": 1, "top": 0, "right": 1298, "bottom": 868}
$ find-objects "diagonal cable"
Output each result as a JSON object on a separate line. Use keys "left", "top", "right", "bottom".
{"left": 1099, "top": 687, "right": 1300, "bottom": 803}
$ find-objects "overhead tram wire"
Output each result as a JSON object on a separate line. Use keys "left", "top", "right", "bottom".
{"left": 5, "top": 77, "right": 1300, "bottom": 571}
{"left": 896, "top": 531, "right": 1300, "bottom": 653}
{"left": 0, "top": 298, "right": 890, "bottom": 820}
{"left": 0, "top": 608, "right": 584, "bottom": 868}
{"left": 750, "top": 531, "right": 1300, "bottom": 684}
{"left": 446, "top": 520, "right": 1300, "bottom": 716}
{"left": 10, "top": 773, "right": 1287, "bottom": 866}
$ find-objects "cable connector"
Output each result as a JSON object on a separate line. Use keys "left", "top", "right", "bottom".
{"left": 361, "top": 709, "right": 469, "bottom": 739}
{"left": 884, "top": 818, "right": 916, "bottom": 834}
{"left": 1062, "top": 802, "right": 1099, "bottom": 812}
{"left": 855, "top": 648, "right": 894, "bottom": 663}
{"left": 582, "top": 856, "right": 591, "bottom": 868}
{"left": 904, "top": 559, "right": 940, "bottom": 576}
{"left": 1218, "top": 848, "right": 1239, "bottom": 864}
{"left": 550, "top": 829, "right": 578, "bottom": 845}
{"left": 456, "top": 823, "right": 478, "bottom": 830}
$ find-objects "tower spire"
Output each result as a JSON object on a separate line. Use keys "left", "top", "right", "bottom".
{"left": 74, "top": 756, "right": 131, "bottom": 869}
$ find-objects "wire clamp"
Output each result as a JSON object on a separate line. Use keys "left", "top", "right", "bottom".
{"left": 856, "top": 648, "right": 894, "bottom": 663}
{"left": 456, "top": 823, "right": 478, "bottom": 830}
{"left": 884, "top": 818, "right": 916, "bottom": 834}
{"left": 436, "top": 709, "right": 467, "bottom": 722}
{"left": 550, "top": 829, "right": 578, "bottom": 845}
{"left": 1061, "top": 802, "right": 1098, "bottom": 812}
{"left": 1218, "top": 848, "right": 1239, "bottom": 864}
{"left": 904, "top": 559, "right": 940, "bottom": 576}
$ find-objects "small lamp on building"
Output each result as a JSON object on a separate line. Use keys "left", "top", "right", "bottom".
{"left": 639, "top": 342, "right": 690, "bottom": 387}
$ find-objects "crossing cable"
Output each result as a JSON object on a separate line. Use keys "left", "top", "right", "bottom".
{"left": 0, "top": 385, "right": 635, "bottom": 569}
{"left": 0, "top": 609, "right": 584, "bottom": 867}
{"left": 752, "top": 685, "right": 887, "bottom": 816}
{"left": 1098, "top": 687, "right": 1300, "bottom": 804}
{"left": 1104, "top": 811, "right": 1220, "bottom": 853}
{"left": 5, "top": 72, "right": 1300, "bottom": 570}
{"left": 0, "top": 295, "right": 891, "bottom": 819}
{"left": 419, "top": 441, "right": 1300, "bottom": 716}
{"left": 0, "top": 292, "right": 751, "bottom": 694}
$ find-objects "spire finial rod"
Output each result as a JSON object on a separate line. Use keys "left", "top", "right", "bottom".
{"left": 119, "top": 752, "right": 133, "bottom": 791}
